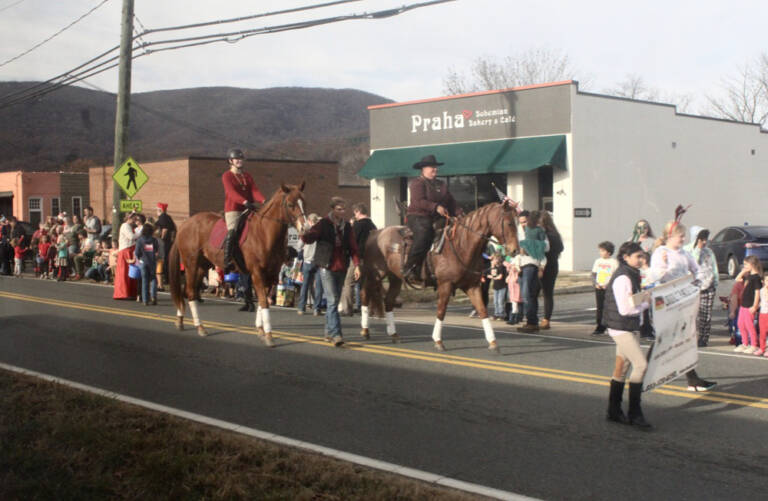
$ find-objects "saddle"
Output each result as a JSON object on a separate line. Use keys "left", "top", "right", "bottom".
{"left": 209, "top": 216, "right": 251, "bottom": 249}
{"left": 209, "top": 215, "right": 251, "bottom": 272}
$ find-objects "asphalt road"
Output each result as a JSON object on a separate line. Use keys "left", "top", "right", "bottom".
{"left": 2, "top": 276, "right": 767, "bottom": 501}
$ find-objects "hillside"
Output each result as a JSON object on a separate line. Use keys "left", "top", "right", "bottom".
{"left": 0, "top": 83, "right": 392, "bottom": 183}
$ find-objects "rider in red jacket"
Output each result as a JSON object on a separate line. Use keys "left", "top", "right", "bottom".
{"left": 222, "top": 148, "right": 265, "bottom": 270}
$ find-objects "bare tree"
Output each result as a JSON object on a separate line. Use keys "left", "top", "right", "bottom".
{"left": 443, "top": 48, "right": 583, "bottom": 95}
{"left": 605, "top": 73, "right": 694, "bottom": 113}
{"left": 706, "top": 53, "right": 768, "bottom": 127}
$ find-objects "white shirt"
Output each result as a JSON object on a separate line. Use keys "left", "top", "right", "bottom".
{"left": 118, "top": 222, "right": 136, "bottom": 250}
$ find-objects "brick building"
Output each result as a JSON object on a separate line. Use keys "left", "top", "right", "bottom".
{"left": 89, "top": 156, "right": 370, "bottom": 225}
{"left": 0, "top": 171, "right": 90, "bottom": 226}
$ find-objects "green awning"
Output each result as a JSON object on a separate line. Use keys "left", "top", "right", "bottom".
{"left": 358, "top": 135, "right": 567, "bottom": 180}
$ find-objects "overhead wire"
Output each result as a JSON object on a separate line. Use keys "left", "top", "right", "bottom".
{"left": 0, "top": 0, "right": 27, "bottom": 14}
{"left": 0, "top": 0, "right": 112, "bottom": 68}
{"left": 0, "top": 0, "right": 456, "bottom": 110}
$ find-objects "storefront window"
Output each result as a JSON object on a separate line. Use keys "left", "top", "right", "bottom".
{"left": 442, "top": 174, "right": 507, "bottom": 213}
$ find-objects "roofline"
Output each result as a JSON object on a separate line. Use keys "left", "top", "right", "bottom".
{"left": 576, "top": 89, "right": 767, "bottom": 131}
{"left": 367, "top": 80, "right": 575, "bottom": 110}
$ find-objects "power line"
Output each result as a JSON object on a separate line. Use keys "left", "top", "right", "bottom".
{"left": 0, "top": 0, "right": 456, "bottom": 110}
{"left": 143, "top": 0, "right": 361, "bottom": 34}
{"left": 0, "top": 0, "right": 27, "bottom": 14}
{"left": 0, "top": 0, "right": 112, "bottom": 69}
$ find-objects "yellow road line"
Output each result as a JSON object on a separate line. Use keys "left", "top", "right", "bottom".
{"left": 2, "top": 290, "right": 767, "bottom": 409}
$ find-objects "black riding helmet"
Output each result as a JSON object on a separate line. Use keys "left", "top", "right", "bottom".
{"left": 227, "top": 148, "right": 245, "bottom": 160}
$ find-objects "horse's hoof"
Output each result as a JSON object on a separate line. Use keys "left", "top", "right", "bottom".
{"left": 434, "top": 341, "right": 446, "bottom": 352}
{"left": 263, "top": 333, "right": 275, "bottom": 347}
{"left": 175, "top": 316, "right": 184, "bottom": 331}
{"left": 488, "top": 341, "right": 500, "bottom": 354}
{"left": 197, "top": 326, "right": 208, "bottom": 337}
{"left": 257, "top": 327, "right": 265, "bottom": 337}
{"left": 324, "top": 335, "right": 332, "bottom": 343}
{"left": 360, "top": 328, "right": 370, "bottom": 340}
{"left": 391, "top": 333, "right": 400, "bottom": 344}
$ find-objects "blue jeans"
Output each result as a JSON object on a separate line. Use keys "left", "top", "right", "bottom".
{"left": 139, "top": 261, "right": 157, "bottom": 303}
{"left": 493, "top": 288, "right": 507, "bottom": 318}
{"left": 298, "top": 261, "right": 320, "bottom": 312}
{"left": 520, "top": 265, "right": 540, "bottom": 325}
{"left": 319, "top": 268, "right": 346, "bottom": 336}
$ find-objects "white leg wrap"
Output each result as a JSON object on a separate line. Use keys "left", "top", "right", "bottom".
{"left": 385, "top": 311, "right": 396, "bottom": 335}
{"left": 256, "top": 306, "right": 263, "bottom": 328}
{"left": 262, "top": 308, "right": 272, "bottom": 333}
{"left": 482, "top": 317, "right": 496, "bottom": 343}
{"left": 188, "top": 300, "right": 201, "bottom": 327}
{"left": 176, "top": 308, "right": 183, "bottom": 317}
{"left": 361, "top": 306, "right": 370, "bottom": 329}
{"left": 512, "top": 302, "right": 519, "bottom": 313}
{"left": 432, "top": 318, "right": 443, "bottom": 342}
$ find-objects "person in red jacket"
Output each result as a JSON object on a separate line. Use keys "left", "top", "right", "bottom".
{"left": 222, "top": 148, "right": 265, "bottom": 270}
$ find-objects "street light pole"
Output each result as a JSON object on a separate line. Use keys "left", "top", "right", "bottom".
{"left": 111, "top": 0, "right": 134, "bottom": 246}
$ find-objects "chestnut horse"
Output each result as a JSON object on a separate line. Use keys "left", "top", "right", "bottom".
{"left": 169, "top": 182, "right": 307, "bottom": 345}
{"left": 360, "top": 201, "right": 518, "bottom": 353}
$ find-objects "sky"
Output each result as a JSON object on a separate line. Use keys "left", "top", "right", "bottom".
{"left": 0, "top": 0, "right": 766, "bottom": 111}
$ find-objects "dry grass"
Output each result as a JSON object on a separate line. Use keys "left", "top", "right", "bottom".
{"left": 0, "top": 370, "right": 483, "bottom": 500}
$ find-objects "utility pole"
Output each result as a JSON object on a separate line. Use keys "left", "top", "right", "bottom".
{"left": 111, "top": 0, "right": 134, "bottom": 246}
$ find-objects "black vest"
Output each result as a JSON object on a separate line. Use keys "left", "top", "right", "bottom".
{"left": 603, "top": 263, "right": 642, "bottom": 332}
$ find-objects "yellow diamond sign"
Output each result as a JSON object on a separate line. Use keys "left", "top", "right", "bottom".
{"left": 113, "top": 157, "right": 148, "bottom": 198}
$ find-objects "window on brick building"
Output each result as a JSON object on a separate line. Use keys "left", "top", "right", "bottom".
{"left": 28, "top": 197, "right": 42, "bottom": 227}
{"left": 72, "top": 196, "right": 82, "bottom": 218}
{"left": 52, "top": 197, "right": 60, "bottom": 217}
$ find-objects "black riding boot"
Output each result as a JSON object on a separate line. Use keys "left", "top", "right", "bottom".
{"left": 223, "top": 229, "right": 237, "bottom": 271}
{"left": 606, "top": 379, "right": 628, "bottom": 424}
{"left": 628, "top": 382, "right": 652, "bottom": 430}
{"left": 402, "top": 254, "right": 423, "bottom": 283}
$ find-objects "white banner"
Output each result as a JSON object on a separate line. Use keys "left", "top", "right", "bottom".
{"left": 642, "top": 275, "right": 701, "bottom": 392}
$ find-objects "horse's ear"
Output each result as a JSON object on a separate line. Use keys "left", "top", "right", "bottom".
{"left": 281, "top": 183, "right": 290, "bottom": 193}
{"left": 299, "top": 179, "right": 305, "bottom": 192}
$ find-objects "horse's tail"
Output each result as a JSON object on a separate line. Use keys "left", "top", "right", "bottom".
{"left": 168, "top": 241, "right": 185, "bottom": 316}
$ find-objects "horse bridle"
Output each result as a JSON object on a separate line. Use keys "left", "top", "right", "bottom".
{"left": 251, "top": 193, "right": 306, "bottom": 227}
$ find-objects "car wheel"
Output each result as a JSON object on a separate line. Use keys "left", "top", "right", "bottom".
{"left": 727, "top": 255, "right": 739, "bottom": 278}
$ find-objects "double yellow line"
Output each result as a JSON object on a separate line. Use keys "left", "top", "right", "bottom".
{"left": 2, "top": 290, "right": 767, "bottom": 410}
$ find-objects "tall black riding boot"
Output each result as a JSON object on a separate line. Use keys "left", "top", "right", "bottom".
{"left": 223, "top": 229, "right": 237, "bottom": 271}
{"left": 606, "top": 379, "right": 628, "bottom": 424}
{"left": 628, "top": 382, "right": 652, "bottom": 430}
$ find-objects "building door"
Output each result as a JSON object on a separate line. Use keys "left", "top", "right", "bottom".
{"left": 538, "top": 166, "right": 553, "bottom": 211}
{"left": 28, "top": 197, "right": 42, "bottom": 227}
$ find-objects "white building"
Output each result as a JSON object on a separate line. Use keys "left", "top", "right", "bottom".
{"left": 358, "top": 81, "right": 768, "bottom": 271}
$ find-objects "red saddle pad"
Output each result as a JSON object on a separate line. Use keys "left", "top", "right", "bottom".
{"left": 209, "top": 217, "right": 250, "bottom": 249}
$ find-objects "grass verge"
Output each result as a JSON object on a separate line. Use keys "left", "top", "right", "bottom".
{"left": 0, "top": 369, "right": 483, "bottom": 500}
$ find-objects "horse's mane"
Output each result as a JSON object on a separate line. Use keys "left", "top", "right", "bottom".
{"left": 457, "top": 202, "right": 503, "bottom": 232}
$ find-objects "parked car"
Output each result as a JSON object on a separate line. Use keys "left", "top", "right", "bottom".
{"left": 708, "top": 225, "right": 768, "bottom": 278}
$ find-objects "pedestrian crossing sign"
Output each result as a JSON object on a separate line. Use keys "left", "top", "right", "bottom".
{"left": 113, "top": 157, "right": 148, "bottom": 198}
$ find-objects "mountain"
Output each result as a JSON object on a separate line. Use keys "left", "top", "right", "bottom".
{"left": 0, "top": 83, "right": 392, "bottom": 183}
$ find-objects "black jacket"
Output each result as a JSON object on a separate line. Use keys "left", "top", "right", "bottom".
{"left": 603, "top": 263, "right": 642, "bottom": 332}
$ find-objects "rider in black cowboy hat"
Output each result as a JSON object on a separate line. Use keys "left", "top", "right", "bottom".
{"left": 402, "top": 155, "right": 459, "bottom": 284}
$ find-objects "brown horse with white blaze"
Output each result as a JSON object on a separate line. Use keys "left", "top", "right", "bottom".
{"left": 360, "top": 201, "right": 518, "bottom": 353}
{"left": 169, "top": 182, "right": 307, "bottom": 345}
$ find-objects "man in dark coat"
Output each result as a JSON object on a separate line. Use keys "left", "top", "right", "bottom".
{"left": 403, "top": 155, "right": 458, "bottom": 284}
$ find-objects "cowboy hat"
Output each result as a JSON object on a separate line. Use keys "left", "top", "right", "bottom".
{"left": 412, "top": 154, "right": 444, "bottom": 169}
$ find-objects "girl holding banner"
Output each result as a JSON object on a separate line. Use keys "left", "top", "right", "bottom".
{"left": 604, "top": 242, "right": 653, "bottom": 429}
{"left": 650, "top": 220, "right": 717, "bottom": 392}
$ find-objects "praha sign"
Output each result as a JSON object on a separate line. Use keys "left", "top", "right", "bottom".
{"left": 411, "top": 108, "right": 516, "bottom": 133}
